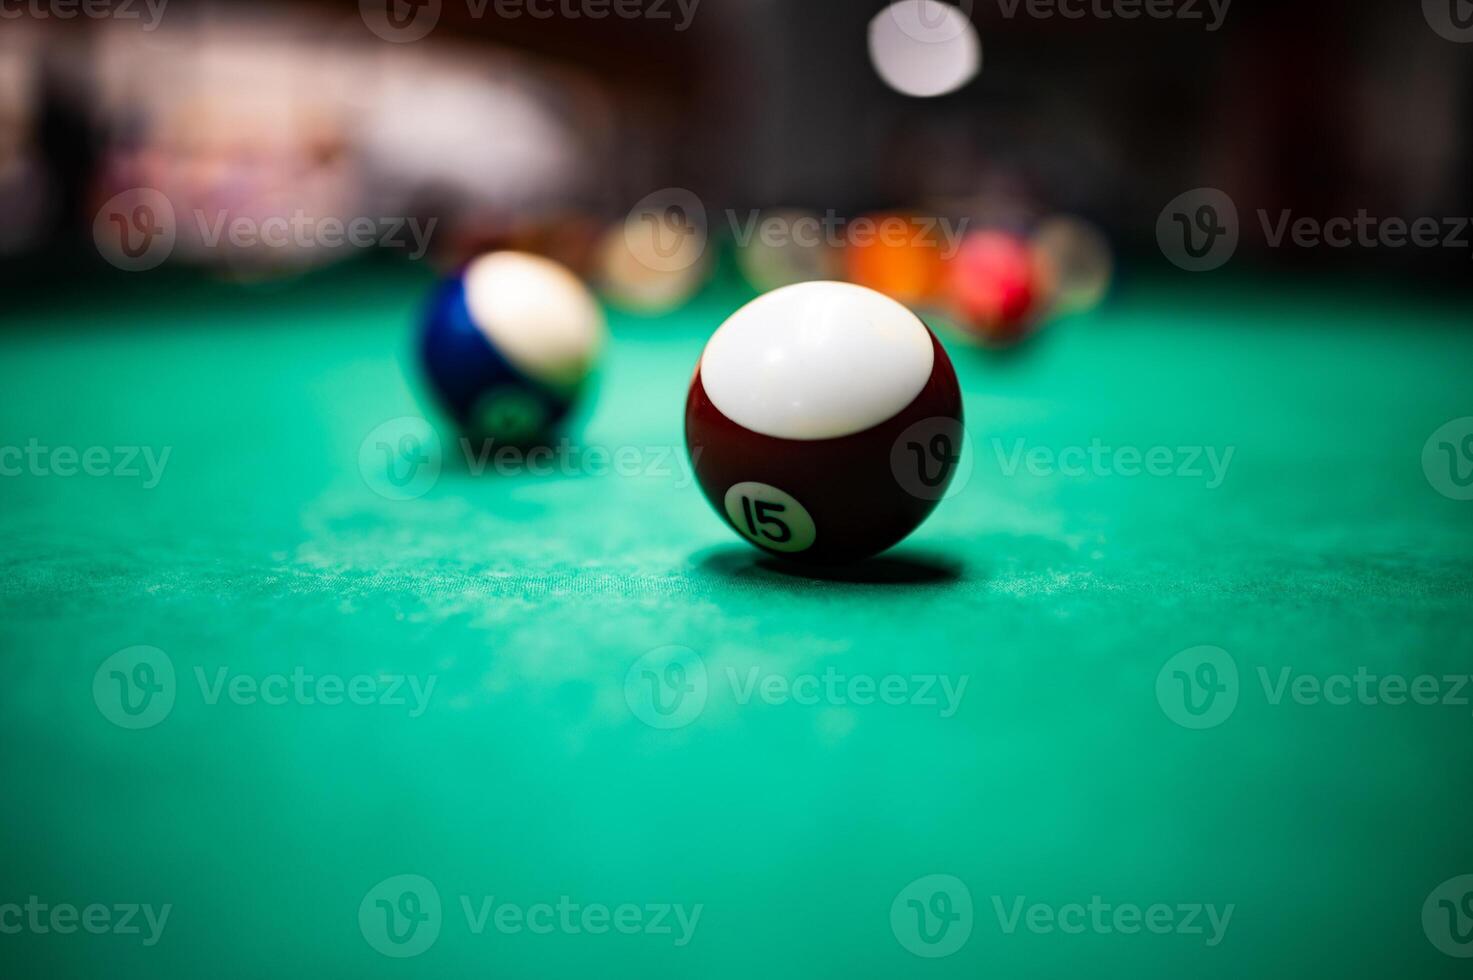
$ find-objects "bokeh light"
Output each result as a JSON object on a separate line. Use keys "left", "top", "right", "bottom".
{"left": 868, "top": 0, "right": 981, "bottom": 98}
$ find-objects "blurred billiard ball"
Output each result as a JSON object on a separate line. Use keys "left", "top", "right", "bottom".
{"left": 843, "top": 211, "right": 947, "bottom": 308}
{"left": 735, "top": 208, "right": 842, "bottom": 292}
{"left": 421, "top": 251, "right": 605, "bottom": 447}
{"left": 1030, "top": 215, "right": 1113, "bottom": 316}
{"left": 947, "top": 230, "right": 1043, "bottom": 345}
{"left": 685, "top": 281, "right": 964, "bottom": 563}
{"left": 594, "top": 217, "right": 708, "bottom": 315}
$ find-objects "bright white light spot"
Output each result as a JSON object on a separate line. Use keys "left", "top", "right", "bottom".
{"left": 868, "top": 0, "right": 981, "bottom": 98}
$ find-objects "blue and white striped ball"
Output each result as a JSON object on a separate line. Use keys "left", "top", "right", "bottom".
{"left": 421, "top": 252, "right": 605, "bottom": 446}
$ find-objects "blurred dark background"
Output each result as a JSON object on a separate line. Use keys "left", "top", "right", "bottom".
{"left": 0, "top": 0, "right": 1469, "bottom": 286}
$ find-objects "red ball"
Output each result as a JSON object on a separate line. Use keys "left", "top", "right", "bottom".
{"left": 685, "top": 282, "right": 964, "bottom": 563}
{"left": 948, "top": 230, "right": 1042, "bottom": 343}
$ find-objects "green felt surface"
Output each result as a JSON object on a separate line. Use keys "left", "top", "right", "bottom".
{"left": 2, "top": 259, "right": 1472, "bottom": 978}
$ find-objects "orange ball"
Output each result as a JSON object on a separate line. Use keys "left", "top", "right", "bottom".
{"left": 843, "top": 213, "right": 947, "bottom": 307}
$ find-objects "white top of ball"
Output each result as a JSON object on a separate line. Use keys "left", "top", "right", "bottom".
{"left": 700, "top": 281, "right": 935, "bottom": 441}
{"left": 463, "top": 251, "right": 605, "bottom": 389}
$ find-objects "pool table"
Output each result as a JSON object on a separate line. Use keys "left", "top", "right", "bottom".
{"left": 2, "top": 256, "right": 1471, "bottom": 978}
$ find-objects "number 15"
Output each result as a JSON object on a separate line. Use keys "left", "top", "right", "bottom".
{"left": 739, "top": 497, "right": 791, "bottom": 543}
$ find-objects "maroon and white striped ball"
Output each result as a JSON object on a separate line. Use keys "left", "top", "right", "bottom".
{"left": 685, "top": 281, "right": 965, "bottom": 563}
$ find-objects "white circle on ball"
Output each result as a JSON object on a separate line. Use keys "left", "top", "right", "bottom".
{"left": 723, "top": 482, "right": 817, "bottom": 553}
{"left": 869, "top": 1, "right": 981, "bottom": 98}
{"left": 700, "top": 281, "right": 935, "bottom": 441}
{"left": 462, "top": 251, "right": 605, "bottom": 390}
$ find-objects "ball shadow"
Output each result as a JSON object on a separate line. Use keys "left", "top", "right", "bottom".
{"left": 695, "top": 545, "right": 967, "bottom": 587}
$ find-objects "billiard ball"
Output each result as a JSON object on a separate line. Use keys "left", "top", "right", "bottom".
{"left": 843, "top": 211, "right": 947, "bottom": 308}
{"left": 1030, "top": 215, "right": 1113, "bottom": 316}
{"left": 685, "top": 281, "right": 964, "bottom": 563}
{"left": 421, "top": 251, "right": 604, "bottom": 446}
{"left": 735, "top": 209, "right": 842, "bottom": 293}
{"left": 595, "top": 216, "right": 708, "bottom": 315}
{"left": 947, "top": 230, "right": 1043, "bottom": 344}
